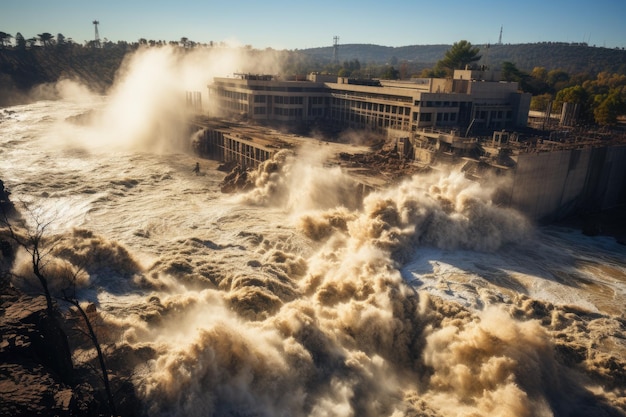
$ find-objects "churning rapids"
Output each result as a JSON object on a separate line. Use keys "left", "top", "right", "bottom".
{"left": 1, "top": 88, "right": 626, "bottom": 415}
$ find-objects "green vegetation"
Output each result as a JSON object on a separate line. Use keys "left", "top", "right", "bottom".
{"left": 436, "top": 40, "right": 481, "bottom": 75}
{"left": 499, "top": 60, "right": 626, "bottom": 126}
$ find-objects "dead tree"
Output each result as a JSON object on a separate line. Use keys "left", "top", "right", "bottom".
{"left": 1, "top": 201, "right": 116, "bottom": 414}
{"left": 1, "top": 203, "right": 57, "bottom": 313}
{"left": 62, "top": 286, "right": 116, "bottom": 416}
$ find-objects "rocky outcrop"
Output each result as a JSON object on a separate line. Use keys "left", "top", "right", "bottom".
{"left": 0, "top": 287, "right": 96, "bottom": 416}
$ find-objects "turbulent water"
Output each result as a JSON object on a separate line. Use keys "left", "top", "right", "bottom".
{"left": 1, "top": 79, "right": 626, "bottom": 415}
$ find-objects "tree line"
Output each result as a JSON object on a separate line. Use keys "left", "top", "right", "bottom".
{"left": 0, "top": 30, "right": 225, "bottom": 51}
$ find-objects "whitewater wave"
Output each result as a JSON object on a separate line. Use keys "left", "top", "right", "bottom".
{"left": 1, "top": 85, "right": 624, "bottom": 416}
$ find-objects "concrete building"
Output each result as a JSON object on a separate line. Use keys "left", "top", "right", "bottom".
{"left": 206, "top": 71, "right": 625, "bottom": 222}
{"left": 209, "top": 69, "right": 531, "bottom": 135}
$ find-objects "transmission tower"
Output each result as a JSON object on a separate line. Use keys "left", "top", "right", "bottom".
{"left": 93, "top": 20, "right": 100, "bottom": 47}
{"left": 333, "top": 36, "right": 339, "bottom": 64}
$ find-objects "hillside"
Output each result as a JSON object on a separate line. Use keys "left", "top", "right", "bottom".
{"left": 300, "top": 43, "right": 450, "bottom": 65}
{"left": 300, "top": 42, "right": 626, "bottom": 74}
{"left": 0, "top": 46, "right": 127, "bottom": 106}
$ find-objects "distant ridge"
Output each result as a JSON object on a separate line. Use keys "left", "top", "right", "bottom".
{"left": 298, "top": 42, "right": 626, "bottom": 74}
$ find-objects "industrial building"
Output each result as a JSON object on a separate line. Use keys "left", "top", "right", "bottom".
{"left": 209, "top": 69, "right": 531, "bottom": 135}
{"left": 201, "top": 71, "right": 625, "bottom": 222}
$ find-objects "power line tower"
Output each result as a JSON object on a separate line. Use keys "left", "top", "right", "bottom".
{"left": 93, "top": 20, "right": 100, "bottom": 47}
{"left": 498, "top": 25, "right": 503, "bottom": 45}
{"left": 333, "top": 36, "right": 339, "bottom": 64}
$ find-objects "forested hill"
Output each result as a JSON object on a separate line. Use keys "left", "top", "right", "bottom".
{"left": 301, "top": 42, "right": 626, "bottom": 74}
{"left": 0, "top": 46, "right": 126, "bottom": 106}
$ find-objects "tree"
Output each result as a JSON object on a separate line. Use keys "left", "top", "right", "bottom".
{"left": 436, "top": 40, "right": 481, "bottom": 75}
{"left": 501, "top": 61, "right": 525, "bottom": 82}
{"left": 530, "top": 93, "right": 554, "bottom": 112}
{"left": 546, "top": 69, "right": 570, "bottom": 91}
{"left": 62, "top": 286, "right": 117, "bottom": 415}
{"left": 2, "top": 204, "right": 58, "bottom": 313}
{"left": 531, "top": 66, "right": 548, "bottom": 82}
{"left": 14, "top": 32, "right": 26, "bottom": 50}
{"left": 381, "top": 65, "right": 400, "bottom": 80}
{"left": 1, "top": 201, "right": 117, "bottom": 414}
{"left": 593, "top": 88, "right": 625, "bottom": 126}
{"left": 399, "top": 61, "right": 410, "bottom": 79}
{"left": 554, "top": 85, "right": 593, "bottom": 123}
{"left": 37, "top": 32, "right": 54, "bottom": 47}
{"left": 0, "top": 31, "right": 12, "bottom": 48}
{"left": 0, "top": 202, "right": 74, "bottom": 383}
{"left": 56, "top": 33, "right": 66, "bottom": 46}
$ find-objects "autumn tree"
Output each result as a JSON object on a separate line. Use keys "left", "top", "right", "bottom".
{"left": 546, "top": 69, "right": 570, "bottom": 91}
{"left": 593, "top": 88, "right": 626, "bottom": 126}
{"left": 530, "top": 93, "right": 554, "bottom": 112}
{"left": 554, "top": 85, "right": 592, "bottom": 123}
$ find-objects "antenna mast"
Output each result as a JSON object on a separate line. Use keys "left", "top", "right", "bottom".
{"left": 93, "top": 20, "right": 100, "bottom": 47}
{"left": 498, "top": 25, "right": 503, "bottom": 45}
{"left": 333, "top": 36, "right": 339, "bottom": 64}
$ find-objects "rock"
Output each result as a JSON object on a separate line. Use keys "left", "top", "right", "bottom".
{"left": 0, "top": 289, "right": 97, "bottom": 416}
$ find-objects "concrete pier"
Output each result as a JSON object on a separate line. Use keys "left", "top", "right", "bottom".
{"left": 194, "top": 127, "right": 275, "bottom": 168}
{"left": 190, "top": 119, "right": 289, "bottom": 168}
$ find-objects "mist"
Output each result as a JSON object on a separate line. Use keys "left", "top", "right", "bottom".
{"left": 41, "top": 45, "right": 288, "bottom": 154}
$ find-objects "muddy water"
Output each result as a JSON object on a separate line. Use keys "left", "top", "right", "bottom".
{"left": 1, "top": 98, "right": 625, "bottom": 417}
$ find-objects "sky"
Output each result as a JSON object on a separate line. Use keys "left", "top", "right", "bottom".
{"left": 2, "top": 0, "right": 625, "bottom": 50}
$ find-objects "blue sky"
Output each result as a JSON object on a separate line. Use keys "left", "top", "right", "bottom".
{"left": 2, "top": 0, "right": 625, "bottom": 49}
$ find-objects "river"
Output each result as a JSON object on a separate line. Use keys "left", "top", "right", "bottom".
{"left": 1, "top": 48, "right": 625, "bottom": 417}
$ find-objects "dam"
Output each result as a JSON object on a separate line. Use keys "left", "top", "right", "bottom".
{"left": 508, "top": 144, "right": 626, "bottom": 221}
{"left": 190, "top": 117, "right": 626, "bottom": 223}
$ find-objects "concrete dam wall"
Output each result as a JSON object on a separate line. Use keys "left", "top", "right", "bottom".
{"left": 190, "top": 121, "right": 625, "bottom": 223}
{"left": 508, "top": 145, "right": 626, "bottom": 221}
